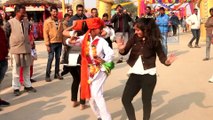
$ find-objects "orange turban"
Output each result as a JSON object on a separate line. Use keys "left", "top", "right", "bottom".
{"left": 86, "top": 17, "right": 104, "bottom": 30}
{"left": 72, "top": 17, "right": 104, "bottom": 99}
{"left": 72, "top": 20, "right": 84, "bottom": 31}
{"left": 72, "top": 17, "right": 104, "bottom": 31}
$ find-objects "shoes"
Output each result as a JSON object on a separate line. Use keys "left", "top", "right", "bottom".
{"left": 45, "top": 77, "right": 52, "bottom": 82}
{"left": 54, "top": 74, "right": 63, "bottom": 80}
{"left": 209, "top": 77, "right": 213, "bottom": 83}
{"left": 14, "top": 89, "right": 21, "bottom": 96}
{"left": 116, "top": 59, "right": 123, "bottom": 64}
{"left": 188, "top": 44, "right": 193, "bottom": 48}
{"left": 61, "top": 71, "right": 68, "bottom": 76}
{"left": 209, "top": 80, "right": 213, "bottom": 83}
{"left": 209, "top": 75, "right": 213, "bottom": 83}
{"left": 0, "top": 99, "right": 10, "bottom": 107}
{"left": 30, "top": 79, "right": 36, "bottom": 83}
{"left": 209, "top": 81, "right": 213, "bottom": 83}
{"left": 80, "top": 104, "right": 89, "bottom": 110}
{"left": 24, "top": 87, "right": 37, "bottom": 93}
{"left": 60, "top": 60, "right": 64, "bottom": 64}
{"left": 203, "top": 58, "right": 209, "bottom": 61}
{"left": 72, "top": 101, "right": 80, "bottom": 107}
{"left": 194, "top": 45, "right": 201, "bottom": 48}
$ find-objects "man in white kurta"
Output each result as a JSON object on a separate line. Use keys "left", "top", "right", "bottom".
{"left": 67, "top": 28, "right": 114, "bottom": 120}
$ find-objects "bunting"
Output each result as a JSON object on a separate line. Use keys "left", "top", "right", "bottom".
{"left": 145, "top": 0, "right": 197, "bottom": 3}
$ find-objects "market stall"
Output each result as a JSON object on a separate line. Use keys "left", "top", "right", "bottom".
{"left": 1, "top": 0, "right": 64, "bottom": 40}
{"left": 138, "top": 0, "right": 198, "bottom": 17}
{"left": 2, "top": 0, "right": 63, "bottom": 20}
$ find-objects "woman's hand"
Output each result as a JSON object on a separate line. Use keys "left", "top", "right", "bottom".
{"left": 116, "top": 35, "right": 125, "bottom": 50}
{"left": 165, "top": 54, "right": 176, "bottom": 65}
{"left": 68, "top": 36, "right": 78, "bottom": 44}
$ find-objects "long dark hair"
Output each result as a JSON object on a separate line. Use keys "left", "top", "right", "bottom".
{"left": 134, "top": 18, "right": 162, "bottom": 46}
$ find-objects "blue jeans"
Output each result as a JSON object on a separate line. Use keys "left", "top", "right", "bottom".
{"left": 189, "top": 29, "right": 200, "bottom": 45}
{"left": 0, "top": 60, "right": 8, "bottom": 83}
{"left": 46, "top": 43, "right": 62, "bottom": 77}
{"left": 161, "top": 32, "right": 168, "bottom": 55}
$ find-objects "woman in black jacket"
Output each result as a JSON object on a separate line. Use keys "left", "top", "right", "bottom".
{"left": 116, "top": 18, "right": 175, "bottom": 120}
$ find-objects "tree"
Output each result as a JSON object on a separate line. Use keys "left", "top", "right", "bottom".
{"left": 115, "top": 0, "right": 131, "bottom": 4}
{"left": 124, "top": 3, "right": 137, "bottom": 16}
{"left": 114, "top": 0, "right": 137, "bottom": 16}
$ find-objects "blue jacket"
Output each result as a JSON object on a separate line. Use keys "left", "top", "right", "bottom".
{"left": 156, "top": 14, "right": 169, "bottom": 33}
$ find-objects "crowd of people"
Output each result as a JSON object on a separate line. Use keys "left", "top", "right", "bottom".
{"left": 0, "top": 1, "right": 213, "bottom": 120}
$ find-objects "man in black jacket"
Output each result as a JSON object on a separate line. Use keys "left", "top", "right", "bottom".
{"left": 111, "top": 4, "right": 133, "bottom": 63}
{"left": 68, "top": 4, "right": 87, "bottom": 32}
{"left": 170, "top": 12, "right": 179, "bottom": 36}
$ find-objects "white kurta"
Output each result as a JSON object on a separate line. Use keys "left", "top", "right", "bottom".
{"left": 68, "top": 32, "right": 114, "bottom": 76}
{"left": 68, "top": 31, "right": 113, "bottom": 120}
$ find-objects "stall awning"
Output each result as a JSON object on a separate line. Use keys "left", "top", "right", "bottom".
{"left": 2, "top": 0, "right": 61, "bottom": 6}
{"left": 5, "top": 5, "right": 45, "bottom": 12}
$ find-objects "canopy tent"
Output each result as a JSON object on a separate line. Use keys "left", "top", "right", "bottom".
{"left": 2, "top": 0, "right": 61, "bottom": 6}
{"left": 2, "top": 0, "right": 63, "bottom": 12}
{"left": 2, "top": 0, "right": 65, "bottom": 20}
{"left": 137, "top": 0, "right": 197, "bottom": 17}
{"left": 4, "top": 5, "right": 46, "bottom": 12}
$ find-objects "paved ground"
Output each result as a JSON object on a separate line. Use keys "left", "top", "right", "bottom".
{"left": 1, "top": 32, "right": 213, "bottom": 120}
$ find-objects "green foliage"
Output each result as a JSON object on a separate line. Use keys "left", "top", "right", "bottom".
{"left": 114, "top": 0, "right": 137, "bottom": 16}
{"left": 115, "top": 0, "right": 131, "bottom": 4}
{"left": 123, "top": 3, "right": 137, "bottom": 16}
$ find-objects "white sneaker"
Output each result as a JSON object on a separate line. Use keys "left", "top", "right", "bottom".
{"left": 208, "top": 77, "right": 213, "bottom": 83}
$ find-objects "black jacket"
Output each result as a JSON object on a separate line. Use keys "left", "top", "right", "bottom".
{"left": 120, "top": 35, "right": 169, "bottom": 69}
{"left": 170, "top": 15, "right": 179, "bottom": 26}
{"left": 111, "top": 13, "right": 133, "bottom": 33}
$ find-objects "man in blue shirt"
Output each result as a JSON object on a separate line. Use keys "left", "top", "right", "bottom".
{"left": 156, "top": 7, "right": 169, "bottom": 55}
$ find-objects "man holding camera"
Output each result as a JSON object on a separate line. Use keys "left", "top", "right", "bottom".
{"left": 111, "top": 4, "right": 133, "bottom": 64}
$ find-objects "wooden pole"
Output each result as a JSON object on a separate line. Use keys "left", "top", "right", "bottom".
{"left": 138, "top": 0, "right": 141, "bottom": 17}
{"left": 200, "top": 0, "right": 213, "bottom": 41}
{"left": 96, "top": 0, "right": 114, "bottom": 18}
{"left": 61, "top": 0, "right": 65, "bottom": 16}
